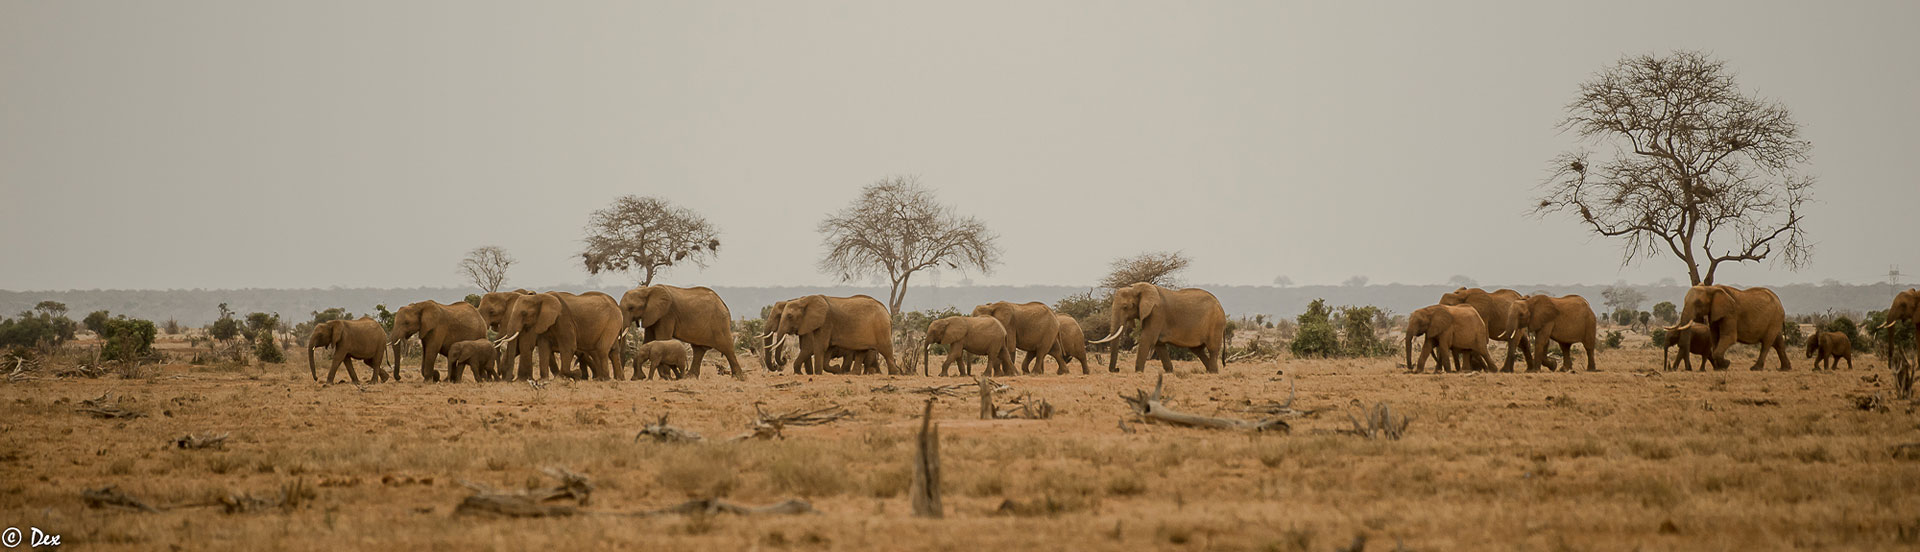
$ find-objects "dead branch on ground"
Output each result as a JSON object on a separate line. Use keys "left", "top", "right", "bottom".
{"left": 75, "top": 392, "right": 145, "bottom": 419}
{"left": 172, "top": 432, "right": 230, "bottom": 450}
{"left": 1118, "top": 375, "right": 1289, "bottom": 432}
{"left": 1218, "top": 379, "right": 1318, "bottom": 417}
{"left": 634, "top": 415, "right": 704, "bottom": 443}
{"left": 1339, "top": 401, "right": 1412, "bottom": 440}
{"left": 728, "top": 403, "right": 853, "bottom": 441}
{"left": 994, "top": 393, "right": 1054, "bottom": 420}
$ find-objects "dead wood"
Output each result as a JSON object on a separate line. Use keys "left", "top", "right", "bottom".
{"left": 977, "top": 373, "right": 993, "bottom": 420}
{"left": 1339, "top": 401, "right": 1412, "bottom": 440}
{"left": 75, "top": 392, "right": 145, "bottom": 419}
{"left": 1119, "top": 375, "right": 1289, "bottom": 432}
{"left": 455, "top": 467, "right": 594, "bottom": 517}
{"left": 455, "top": 494, "right": 579, "bottom": 518}
{"left": 640, "top": 498, "right": 820, "bottom": 517}
{"left": 1892, "top": 442, "right": 1920, "bottom": 460}
{"left": 1730, "top": 398, "right": 1780, "bottom": 407}
{"left": 770, "top": 381, "right": 801, "bottom": 390}
{"left": 728, "top": 403, "right": 853, "bottom": 441}
{"left": 994, "top": 393, "right": 1054, "bottom": 420}
{"left": 634, "top": 415, "right": 705, "bottom": 443}
{"left": 909, "top": 398, "right": 943, "bottom": 518}
{"left": 81, "top": 485, "right": 159, "bottom": 512}
{"left": 1219, "top": 379, "right": 1318, "bottom": 417}
{"left": 172, "top": 432, "right": 230, "bottom": 450}
{"left": 873, "top": 380, "right": 1003, "bottom": 397}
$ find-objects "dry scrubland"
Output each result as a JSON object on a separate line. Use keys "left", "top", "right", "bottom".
{"left": 4, "top": 346, "right": 1919, "bottom": 551}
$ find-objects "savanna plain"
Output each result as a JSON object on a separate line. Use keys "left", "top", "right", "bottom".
{"left": 4, "top": 345, "right": 1917, "bottom": 551}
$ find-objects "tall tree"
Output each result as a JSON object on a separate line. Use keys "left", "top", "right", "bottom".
{"left": 581, "top": 196, "right": 721, "bottom": 286}
{"left": 1100, "top": 251, "right": 1191, "bottom": 289}
{"left": 458, "top": 246, "right": 516, "bottom": 293}
{"left": 1534, "top": 52, "right": 1813, "bottom": 285}
{"left": 818, "top": 176, "right": 999, "bottom": 316}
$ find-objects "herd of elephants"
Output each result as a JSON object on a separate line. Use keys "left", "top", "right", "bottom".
{"left": 302, "top": 282, "right": 1920, "bottom": 384}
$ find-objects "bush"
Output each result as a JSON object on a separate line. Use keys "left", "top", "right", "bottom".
{"left": 254, "top": 333, "right": 285, "bottom": 363}
{"left": 100, "top": 316, "right": 157, "bottom": 362}
{"left": 1652, "top": 301, "right": 1677, "bottom": 324}
{"left": 1338, "top": 305, "right": 1391, "bottom": 357}
{"left": 0, "top": 310, "right": 76, "bottom": 348}
{"left": 1825, "top": 316, "right": 1863, "bottom": 349}
{"left": 1289, "top": 321, "right": 1339, "bottom": 358}
{"left": 1603, "top": 330, "right": 1624, "bottom": 349}
{"left": 162, "top": 318, "right": 181, "bottom": 335}
{"left": 1865, "top": 310, "right": 1916, "bottom": 353}
{"left": 1649, "top": 327, "right": 1668, "bottom": 348}
{"left": 1780, "top": 321, "right": 1805, "bottom": 347}
{"left": 83, "top": 310, "right": 112, "bottom": 335}
{"left": 208, "top": 303, "right": 243, "bottom": 342}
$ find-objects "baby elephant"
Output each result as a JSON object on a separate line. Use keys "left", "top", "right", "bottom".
{"left": 446, "top": 339, "right": 500, "bottom": 382}
{"left": 1805, "top": 331, "right": 1853, "bottom": 370}
{"left": 1663, "top": 323, "right": 1716, "bottom": 372}
{"left": 925, "top": 316, "right": 1014, "bottom": 377}
{"left": 634, "top": 339, "right": 690, "bottom": 380}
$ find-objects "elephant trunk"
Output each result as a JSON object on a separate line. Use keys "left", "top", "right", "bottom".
{"left": 307, "top": 346, "right": 317, "bottom": 381}
{"left": 1404, "top": 331, "right": 1415, "bottom": 370}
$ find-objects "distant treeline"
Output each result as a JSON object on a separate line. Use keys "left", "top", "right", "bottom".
{"left": 2, "top": 283, "right": 1908, "bottom": 326}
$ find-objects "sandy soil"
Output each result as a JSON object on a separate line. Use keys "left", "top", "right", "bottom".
{"left": 2, "top": 346, "right": 1916, "bottom": 551}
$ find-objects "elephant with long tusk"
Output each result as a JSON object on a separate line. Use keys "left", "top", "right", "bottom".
{"left": 1098, "top": 283, "right": 1228, "bottom": 374}
{"left": 1673, "top": 285, "right": 1792, "bottom": 371}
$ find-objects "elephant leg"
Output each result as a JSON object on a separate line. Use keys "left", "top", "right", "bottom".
{"left": 1513, "top": 334, "right": 1533, "bottom": 372}
{"left": 1583, "top": 338, "right": 1598, "bottom": 372}
{"left": 1107, "top": 342, "right": 1120, "bottom": 373}
{"left": 1501, "top": 336, "right": 1517, "bottom": 372}
{"left": 1413, "top": 337, "right": 1433, "bottom": 373}
{"left": 1774, "top": 337, "right": 1792, "bottom": 371}
{"left": 420, "top": 338, "right": 440, "bottom": 382}
{"left": 720, "top": 346, "right": 746, "bottom": 380}
{"left": 1557, "top": 342, "right": 1573, "bottom": 372}
{"left": 448, "top": 359, "right": 464, "bottom": 383}
{"left": 689, "top": 346, "right": 711, "bottom": 379}
{"left": 327, "top": 353, "right": 347, "bottom": 384}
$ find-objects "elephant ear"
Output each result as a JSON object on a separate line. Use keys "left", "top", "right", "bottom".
{"left": 947, "top": 320, "right": 970, "bottom": 345}
{"left": 1137, "top": 287, "right": 1161, "bottom": 321}
{"left": 533, "top": 295, "right": 563, "bottom": 334}
{"left": 1709, "top": 287, "right": 1739, "bottom": 321}
{"left": 799, "top": 297, "right": 828, "bottom": 335}
{"left": 1430, "top": 309, "right": 1454, "bottom": 336}
{"left": 642, "top": 289, "right": 672, "bottom": 326}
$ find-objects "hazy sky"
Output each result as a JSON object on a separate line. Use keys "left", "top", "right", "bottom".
{"left": 3, "top": 1, "right": 1915, "bottom": 292}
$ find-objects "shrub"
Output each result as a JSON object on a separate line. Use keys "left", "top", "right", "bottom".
{"left": 464, "top": 294, "right": 482, "bottom": 308}
{"left": 1289, "top": 321, "right": 1340, "bottom": 359}
{"left": 83, "top": 310, "right": 113, "bottom": 335}
{"left": 1825, "top": 316, "right": 1863, "bottom": 349}
{"left": 208, "top": 303, "right": 242, "bottom": 342}
{"left": 0, "top": 309, "right": 79, "bottom": 348}
{"left": 1603, "top": 330, "right": 1624, "bottom": 349}
{"left": 254, "top": 333, "right": 285, "bottom": 363}
{"left": 162, "top": 318, "right": 181, "bottom": 335}
{"left": 1780, "top": 321, "right": 1805, "bottom": 347}
{"left": 1649, "top": 327, "right": 1669, "bottom": 348}
{"left": 1652, "top": 301, "right": 1678, "bottom": 324}
{"left": 1338, "top": 305, "right": 1391, "bottom": 357}
{"left": 100, "top": 316, "right": 157, "bottom": 362}
{"left": 1865, "top": 310, "right": 1917, "bottom": 353}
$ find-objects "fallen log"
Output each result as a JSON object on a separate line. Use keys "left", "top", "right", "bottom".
{"left": 75, "top": 392, "right": 145, "bottom": 419}
{"left": 172, "top": 432, "right": 230, "bottom": 450}
{"left": 1119, "top": 375, "right": 1288, "bottom": 432}
{"left": 634, "top": 415, "right": 704, "bottom": 443}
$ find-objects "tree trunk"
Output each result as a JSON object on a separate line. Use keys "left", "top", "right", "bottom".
{"left": 909, "top": 399, "right": 942, "bottom": 518}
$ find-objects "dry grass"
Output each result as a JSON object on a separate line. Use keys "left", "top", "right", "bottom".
{"left": 1, "top": 346, "right": 1917, "bottom": 550}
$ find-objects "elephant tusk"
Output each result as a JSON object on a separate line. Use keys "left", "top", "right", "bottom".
{"left": 1088, "top": 327, "right": 1126, "bottom": 345}
{"left": 1881, "top": 321, "right": 1897, "bottom": 329}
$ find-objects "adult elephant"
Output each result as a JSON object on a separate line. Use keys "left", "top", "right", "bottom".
{"left": 386, "top": 300, "right": 487, "bottom": 382}
{"left": 769, "top": 294, "right": 901, "bottom": 376}
{"left": 479, "top": 289, "right": 538, "bottom": 379}
{"left": 1049, "top": 314, "right": 1091, "bottom": 375}
{"left": 925, "top": 316, "right": 1013, "bottom": 377}
{"left": 1404, "top": 304, "right": 1493, "bottom": 373}
{"left": 1671, "top": 285, "right": 1791, "bottom": 371}
{"left": 308, "top": 317, "right": 389, "bottom": 384}
{"left": 1089, "top": 283, "right": 1227, "bottom": 373}
{"left": 1439, "top": 288, "right": 1534, "bottom": 372}
{"left": 621, "top": 285, "right": 746, "bottom": 380}
{"left": 972, "top": 301, "right": 1059, "bottom": 375}
{"left": 760, "top": 299, "right": 795, "bottom": 373}
{"left": 495, "top": 291, "right": 624, "bottom": 380}
{"left": 1881, "top": 289, "right": 1920, "bottom": 367}
{"left": 1514, "top": 294, "right": 1599, "bottom": 372}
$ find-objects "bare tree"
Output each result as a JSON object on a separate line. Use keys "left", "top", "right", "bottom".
{"left": 581, "top": 196, "right": 721, "bottom": 286}
{"left": 1601, "top": 285, "right": 1647, "bottom": 312}
{"left": 1100, "top": 251, "right": 1191, "bottom": 289}
{"left": 818, "top": 176, "right": 999, "bottom": 316}
{"left": 1534, "top": 52, "right": 1813, "bottom": 285}
{"left": 458, "top": 246, "right": 516, "bottom": 293}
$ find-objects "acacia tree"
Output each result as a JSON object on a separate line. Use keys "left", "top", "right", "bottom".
{"left": 818, "top": 176, "right": 999, "bottom": 316}
{"left": 1535, "top": 52, "right": 1813, "bottom": 285}
{"left": 458, "top": 246, "right": 516, "bottom": 293}
{"left": 1101, "top": 251, "right": 1191, "bottom": 289}
{"left": 581, "top": 196, "right": 721, "bottom": 286}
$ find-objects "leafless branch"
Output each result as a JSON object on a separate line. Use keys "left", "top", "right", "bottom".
{"left": 581, "top": 196, "right": 721, "bottom": 286}
{"left": 458, "top": 246, "right": 516, "bottom": 293}
{"left": 817, "top": 175, "right": 1000, "bottom": 315}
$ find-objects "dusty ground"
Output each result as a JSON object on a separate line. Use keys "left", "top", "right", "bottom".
{"left": 3, "top": 346, "right": 1917, "bottom": 551}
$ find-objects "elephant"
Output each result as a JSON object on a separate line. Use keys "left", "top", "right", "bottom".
{"left": 1439, "top": 288, "right": 1535, "bottom": 371}
{"left": 307, "top": 317, "right": 389, "bottom": 384}
{"left": 925, "top": 316, "right": 1013, "bottom": 377}
{"left": 760, "top": 299, "right": 795, "bottom": 372}
{"left": 1048, "top": 314, "right": 1091, "bottom": 375}
{"left": 1881, "top": 289, "right": 1920, "bottom": 367}
{"left": 633, "top": 339, "right": 691, "bottom": 380}
{"left": 972, "top": 301, "right": 1059, "bottom": 375}
{"left": 768, "top": 294, "right": 901, "bottom": 376}
{"left": 386, "top": 300, "right": 487, "bottom": 383}
{"left": 621, "top": 285, "right": 745, "bottom": 380}
{"left": 1663, "top": 322, "right": 1715, "bottom": 372}
{"left": 445, "top": 339, "right": 499, "bottom": 382}
{"left": 479, "top": 289, "right": 538, "bottom": 379}
{"left": 1404, "top": 305, "right": 1494, "bottom": 373}
{"left": 1805, "top": 331, "right": 1854, "bottom": 370}
{"left": 1672, "top": 285, "right": 1791, "bottom": 371}
{"left": 495, "top": 291, "right": 625, "bottom": 380}
{"left": 1090, "top": 283, "right": 1228, "bottom": 373}
{"left": 1514, "top": 294, "right": 1599, "bottom": 372}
